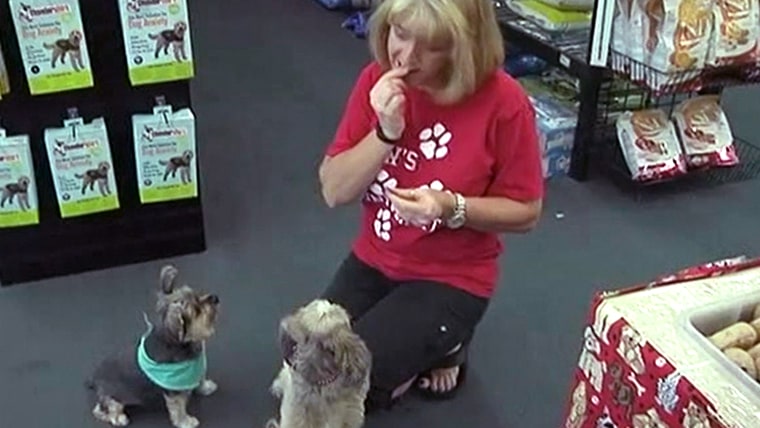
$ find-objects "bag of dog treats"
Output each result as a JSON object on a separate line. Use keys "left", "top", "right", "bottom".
{"left": 0, "top": 129, "right": 39, "bottom": 228}
{"left": 637, "top": 0, "right": 713, "bottom": 88}
{"left": 44, "top": 115, "right": 120, "bottom": 218}
{"left": 616, "top": 109, "right": 688, "bottom": 182}
{"left": 0, "top": 43, "right": 10, "bottom": 97}
{"left": 118, "top": 0, "right": 195, "bottom": 86}
{"left": 706, "top": 0, "right": 759, "bottom": 67}
{"left": 672, "top": 95, "right": 739, "bottom": 169}
{"left": 611, "top": 0, "right": 645, "bottom": 76}
{"left": 9, "top": 0, "right": 94, "bottom": 95}
{"left": 132, "top": 102, "right": 198, "bottom": 204}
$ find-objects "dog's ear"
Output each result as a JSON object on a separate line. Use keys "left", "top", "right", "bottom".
{"left": 160, "top": 265, "right": 179, "bottom": 294}
{"left": 278, "top": 315, "right": 298, "bottom": 362}
{"left": 165, "top": 302, "right": 187, "bottom": 342}
{"left": 325, "top": 328, "right": 371, "bottom": 385}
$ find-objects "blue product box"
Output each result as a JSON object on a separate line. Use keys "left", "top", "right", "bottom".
{"left": 529, "top": 94, "right": 578, "bottom": 179}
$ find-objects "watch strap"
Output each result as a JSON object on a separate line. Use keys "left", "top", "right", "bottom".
{"left": 375, "top": 123, "right": 400, "bottom": 145}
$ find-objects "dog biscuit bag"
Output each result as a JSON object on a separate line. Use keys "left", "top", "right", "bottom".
{"left": 0, "top": 129, "right": 39, "bottom": 227}
{"left": 9, "top": 0, "right": 94, "bottom": 95}
{"left": 672, "top": 95, "right": 740, "bottom": 169}
{"left": 44, "top": 114, "right": 120, "bottom": 218}
{"left": 118, "top": 0, "right": 195, "bottom": 86}
{"left": 706, "top": 0, "right": 759, "bottom": 67}
{"left": 133, "top": 101, "right": 198, "bottom": 204}
{"left": 616, "top": 108, "right": 688, "bottom": 183}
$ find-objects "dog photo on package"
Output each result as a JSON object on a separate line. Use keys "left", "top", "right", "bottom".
{"left": 9, "top": 0, "right": 94, "bottom": 95}
{"left": 0, "top": 130, "right": 39, "bottom": 228}
{"left": 133, "top": 103, "right": 198, "bottom": 204}
{"left": 118, "top": 0, "right": 195, "bottom": 86}
{"left": 44, "top": 116, "right": 120, "bottom": 218}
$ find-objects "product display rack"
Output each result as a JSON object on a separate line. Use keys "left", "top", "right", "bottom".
{"left": 0, "top": 0, "right": 206, "bottom": 285}
{"left": 493, "top": 0, "right": 760, "bottom": 190}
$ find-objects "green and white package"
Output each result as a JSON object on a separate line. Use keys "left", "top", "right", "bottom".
{"left": 0, "top": 130, "right": 39, "bottom": 227}
{"left": 118, "top": 0, "right": 195, "bottom": 86}
{"left": 9, "top": 0, "right": 94, "bottom": 95}
{"left": 45, "top": 117, "right": 120, "bottom": 218}
{"left": 133, "top": 105, "right": 198, "bottom": 204}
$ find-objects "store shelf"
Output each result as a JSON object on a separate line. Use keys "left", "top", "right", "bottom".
{"left": 610, "top": 51, "right": 760, "bottom": 96}
{"left": 494, "top": 2, "right": 594, "bottom": 80}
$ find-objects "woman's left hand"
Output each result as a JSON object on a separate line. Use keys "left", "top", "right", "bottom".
{"left": 386, "top": 186, "right": 453, "bottom": 227}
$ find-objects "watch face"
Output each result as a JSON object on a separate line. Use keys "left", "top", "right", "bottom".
{"left": 448, "top": 215, "right": 465, "bottom": 229}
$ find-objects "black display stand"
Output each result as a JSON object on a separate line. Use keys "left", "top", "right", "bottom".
{"left": 0, "top": 0, "right": 206, "bottom": 285}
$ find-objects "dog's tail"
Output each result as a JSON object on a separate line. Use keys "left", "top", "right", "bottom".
{"left": 264, "top": 418, "right": 279, "bottom": 428}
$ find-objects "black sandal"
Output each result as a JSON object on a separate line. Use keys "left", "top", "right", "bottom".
{"left": 414, "top": 343, "right": 469, "bottom": 400}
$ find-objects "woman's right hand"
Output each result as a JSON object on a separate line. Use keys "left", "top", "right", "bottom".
{"left": 369, "top": 67, "right": 410, "bottom": 140}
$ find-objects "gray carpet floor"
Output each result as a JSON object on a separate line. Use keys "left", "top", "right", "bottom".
{"left": 2, "top": 1, "right": 760, "bottom": 427}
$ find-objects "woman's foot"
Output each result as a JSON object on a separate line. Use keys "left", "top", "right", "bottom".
{"left": 415, "top": 343, "right": 467, "bottom": 399}
{"left": 417, "top": 366, "right": 460, "bottom": 393}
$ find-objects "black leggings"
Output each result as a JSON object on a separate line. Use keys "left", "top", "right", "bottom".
{"left": 321, "top": 252, "right": 489, "bottom": 409}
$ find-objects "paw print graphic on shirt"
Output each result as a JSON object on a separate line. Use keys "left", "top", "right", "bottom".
{"left": 364, "top": 169, "right": 397, "bottom": 204}
{"left": 374, "top": 208, "right": 393, "bottom": 241}
{"left": 419, "top": 123, "right": 452, "bottom": 160}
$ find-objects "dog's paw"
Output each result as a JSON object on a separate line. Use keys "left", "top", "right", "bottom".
{"left": 196, "top": 379, "right": 218, "bottom": 396}
{"left": 175, "top": 415, "right": 199, "bottom": 428}
{"left": 112, "top": 414, "right": 130, "bottom": 427}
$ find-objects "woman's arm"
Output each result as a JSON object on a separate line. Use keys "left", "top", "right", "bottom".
{"left": 318, "top": 129, "right": 394, "bottom": 207}
{"left": 437, "top": 193, "right": 542, "bottom": 234}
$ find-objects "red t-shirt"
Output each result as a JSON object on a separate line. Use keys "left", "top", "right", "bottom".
{"left": 326, "top": 62, "right": 544, "bottom": 298}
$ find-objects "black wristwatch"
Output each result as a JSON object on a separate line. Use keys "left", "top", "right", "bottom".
{"left": 375, "top": 123, "right": 400, "bottom": 145}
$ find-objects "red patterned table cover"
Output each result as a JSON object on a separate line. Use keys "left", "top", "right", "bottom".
{"left": 563, "top": 256, "right": 760, "bottom": 428}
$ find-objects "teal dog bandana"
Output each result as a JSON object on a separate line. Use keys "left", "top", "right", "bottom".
{"left": 136, "top": 313, "right": 207, "bottom": 391}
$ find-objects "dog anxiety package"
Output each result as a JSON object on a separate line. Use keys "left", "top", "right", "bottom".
{"left": 118, "top": 0, "right": 195, "bottom": 86}
{"left": 0, "top": 129, "right": 39, "bottom": 228}
{"left": 9, "top": 0, "right": 94, "bottom": 95}
{"left": 44, "top": 114, "right": 120, "bottom": 218}
{"left": 132, "top": 101, "right": 198, "bottom": 204}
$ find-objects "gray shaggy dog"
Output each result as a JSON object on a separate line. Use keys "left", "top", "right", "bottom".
{"left": 266, "top": 299, "right": 372, "bottom": 428}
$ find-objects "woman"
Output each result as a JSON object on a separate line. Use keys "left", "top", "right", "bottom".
{"left": 318, "top": 0, "right": 544, "bottom": 410}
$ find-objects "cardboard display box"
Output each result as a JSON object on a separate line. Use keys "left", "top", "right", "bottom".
{"left": 563, "top": 256, "right": 760, "bottom": 427}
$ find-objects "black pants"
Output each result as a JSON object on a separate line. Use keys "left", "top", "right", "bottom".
{"left": 321, "top": 252, "right": 489, "bottom": 409}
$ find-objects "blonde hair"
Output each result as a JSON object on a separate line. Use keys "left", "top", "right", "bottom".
{"left": 368, "top": 0, "right": 505, "bottom": 104}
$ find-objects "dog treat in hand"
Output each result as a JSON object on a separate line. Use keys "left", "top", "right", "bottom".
{"left": 616, "top": 109, "right": 688, "bottom": 183}
{"left": 9, "top": 0, "right": 94, "bottom": 95}
{"left": 118, "top": 0, "right": 195, "bottom": 86}
{"left": 0, "top": 130, "right": 39, "bottom": 228}
{"left": 132, "top": 103, "right": 198, "bottom": 204}
{"left": 44, "top": 116, "right": 120, "bottom": 218}
{"left": 708, "top": 321, "right": 757, "bottom": 350}
{"left": 672, "top": 95, "right": 739, "bottom": 169}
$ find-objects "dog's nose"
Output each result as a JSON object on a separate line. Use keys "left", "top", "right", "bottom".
{"left": 208, "top": 294, "right": 220, "bottom": 305}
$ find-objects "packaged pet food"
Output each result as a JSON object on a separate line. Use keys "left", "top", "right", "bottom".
{"left": 132, "top": 101, "right": 198, "bottom": 204}
{"left": 0, "top": 43, "right": 10, "bottom": 97}
{"left": 706, "top": 0, "right": 759, "bottom": 67}
{"left": 44, "top": 114, "right": 120, "bottom": 218}
{"left": 616, "top": 109, "right": 688, "bottom": 182}
{"left": 118, "top": 0, "right": 195, "bottom": 86}
{"left": 672, "top": 95, "right": 739, "bottom": 168}
{"left": 611, "top": 0, "right": 644, "bottom": 75}
{"left": 637, "top": 0, "right": 713, "bottom": 87}
{"left": 9, "top": 0, "right": 94, "bottom": 95}
{"left": 0, "top": 129, "right": 39, "bottom": 228}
